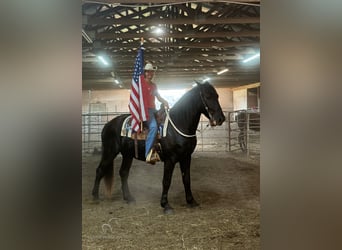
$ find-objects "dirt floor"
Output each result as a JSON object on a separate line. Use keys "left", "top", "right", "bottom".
{"left": 82, "top": 151, "right": 260, "bottom": 250}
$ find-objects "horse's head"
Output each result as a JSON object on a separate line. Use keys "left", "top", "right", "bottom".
{"left": 196, "top": 81, "right": 226, "bottom": 126}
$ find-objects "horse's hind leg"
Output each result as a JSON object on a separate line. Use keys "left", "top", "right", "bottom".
{"left": 92, "top": 147, "right": 118, "bottom": 200}
{"left": 180, "top": 156, "right": 199, "bottom": 208}
{"left": 119, "top": 156, "right": 135, "bottom": 203}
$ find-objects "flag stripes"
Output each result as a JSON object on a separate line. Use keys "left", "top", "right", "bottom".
{"left": 129, "top": 45, "right": 148, "bottom": 132}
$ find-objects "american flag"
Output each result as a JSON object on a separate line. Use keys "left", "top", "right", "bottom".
{"left": 129, "top": 46, "right": 148, "bottom": 132}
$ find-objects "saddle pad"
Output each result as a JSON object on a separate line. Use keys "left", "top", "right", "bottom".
{"left": 121, "top": 115, "right": 168, "bottom": 140}
{"left": 120, "top": 115, "right": 145, "bottom": 140}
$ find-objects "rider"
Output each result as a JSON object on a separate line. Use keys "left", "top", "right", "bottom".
{"left": 144, "top": 62, "right": 169, "bottom": 164}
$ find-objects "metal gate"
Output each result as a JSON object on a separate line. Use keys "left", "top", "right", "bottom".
{"left": 227, "top": 109, "right": 260, "bottom": 154}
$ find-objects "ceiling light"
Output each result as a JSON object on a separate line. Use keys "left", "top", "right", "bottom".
{"left": 203, "top": 77, "right": 210, "bottom": 82}
{"left": 217, "top": 68, "right": 229, "bottom": 75}
{"left": 114, "top": 79, "right": 119, "bottom": 84}
{"left": 243, "top": 53, "right": 260, "bottom": 63}
{"left": 97, "top": 55, "right": 108, "bottom": 65}
{"left": 153, "top": 27, "right": 164, "bottom": 35}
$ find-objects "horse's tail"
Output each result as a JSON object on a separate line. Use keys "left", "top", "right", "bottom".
{"left": 100, "top": 120, "right": 119, "bottom": 198}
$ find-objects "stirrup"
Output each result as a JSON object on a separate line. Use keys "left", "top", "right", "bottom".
{"left": 153, "top": 151, "right": 160, "bottom": 161}
{"left": 146, "top": 149, "right": 160, "bottom": 164}
{"left": 146, "top": 149, "right": 156, "bottom": 164}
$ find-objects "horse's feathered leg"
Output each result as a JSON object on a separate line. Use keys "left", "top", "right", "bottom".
{"left": 160, "top": 160, "right": 176, "bottom": 214}
{"left": 180, "top": 155, "right": 199, "bottom": 207}
{"left": 119, "top": 156, "right": 135, "bottom": 203}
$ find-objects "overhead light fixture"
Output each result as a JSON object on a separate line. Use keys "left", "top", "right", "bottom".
{"left": 97, "top": 55, "right": 108, "bottom": 66}
{"left": 82, "top": 29, "right": 93, "bottom": 44}
{"left": 243, "top": 53, "right": 260, "bottom": 63}
{"left": 153, "top": 27, "right": 164, "bottom": 35}
{"left": 114, "top": 79, "right": 120, "bottom": 84}
{"left": 217, "top": 68, "right": 229, "bottom": 75}
{"left": 203, "top": 77, "right": 210, "bottom": 82}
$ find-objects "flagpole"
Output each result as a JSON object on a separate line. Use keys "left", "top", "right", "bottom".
{"left": 133, "top": 38, "right": 144, "bottom": 158}
{"left": 140, "top": 37, "right": 144, "bottom": 133}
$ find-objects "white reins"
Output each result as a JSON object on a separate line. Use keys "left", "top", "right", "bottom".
{"left": 164, "top": 109, "right": 197, "bottom": 138}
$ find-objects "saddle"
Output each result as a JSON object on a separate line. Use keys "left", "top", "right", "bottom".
{"left": 121, "top": 106, "right": 166, "bottom": 140}
{"left": 121, "top": 106, "right": 167, "bottom": 163}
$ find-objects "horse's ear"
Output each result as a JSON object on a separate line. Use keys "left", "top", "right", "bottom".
{"left": 194, "top": 80, "right": 202, "bottom": 86}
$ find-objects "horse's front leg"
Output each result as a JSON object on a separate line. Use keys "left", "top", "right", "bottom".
{"left": 119, "top": 156, "right": 135, "bottom": 204}
{"left": 179, "top": 155, "right": 199, "bottom": 208}
{"left": 160, "top": 159, "right": 176, "bottom": 214}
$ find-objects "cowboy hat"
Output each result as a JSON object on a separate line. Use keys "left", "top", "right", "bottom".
{"left": 144, "top": 63, "right": 157, "bottom": 71}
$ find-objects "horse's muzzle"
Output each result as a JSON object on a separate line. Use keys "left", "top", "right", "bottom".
{"left": 210, "top": 111, "right": 225, "bottom": 126}
{"left": 210, "top": 120, "right": 216, "bottom": 126}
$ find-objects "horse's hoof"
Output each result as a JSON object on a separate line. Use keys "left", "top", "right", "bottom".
{"left": 126, "top": 199, "right": 136, "bottom": 205}
{"left": 164, "top": 207, "right": 174, "bottom": 215}
{"left": 187, "top": 200, "right": 200, "bottom": 208}
{"left": 124, "top": 196, "right": 136, "bottom": 204}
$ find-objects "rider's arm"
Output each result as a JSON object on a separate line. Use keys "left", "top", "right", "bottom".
{"left": 155, "top": 92, "right": 169, "bottom": 109}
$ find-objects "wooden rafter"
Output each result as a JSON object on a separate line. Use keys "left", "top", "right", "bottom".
{"left": 82, "top": 1, "right": 260, "bottom": 90}
{"left": 85, "top": 16, "right": 260, "bottom": 25}
{"left": 83, "top": 0, "right": 260, "bottom": 4}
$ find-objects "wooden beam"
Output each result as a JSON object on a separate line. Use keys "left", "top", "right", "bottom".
{"left": 82, "top": 59, "right": 260, "bottom": 68}
{"left": 83, "top": 49, "right": 253, "bottom": 58}
{"left": 96, "top": 30, "right": 260, "bottom": 39}
{"left": 232, "top": 82, "right": 260, "bottom": 90}
{"left": 82, "top": 70, "right": 260, "bottom": 78}
{"left": 83, "top": 0, "right": 260, "bottom": 4}
{"left": 85, "top": 16, "right": 260, "bottom": 25}
{"left": 82, "top": 55, "right": 245, "bottom": 64}
{"left": 84, "top": 41, "right": 259, "bottom": 49}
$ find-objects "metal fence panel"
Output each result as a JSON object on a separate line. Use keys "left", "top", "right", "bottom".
{"left": 81, "top": 111, "right": 260, "bottom": 155}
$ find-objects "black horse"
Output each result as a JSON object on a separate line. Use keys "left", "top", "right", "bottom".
{"left": 92, "top": 82, "right": 225, "bottom": 214}
{"left": 236, "top": 111, "right": 260, "bottom": 152}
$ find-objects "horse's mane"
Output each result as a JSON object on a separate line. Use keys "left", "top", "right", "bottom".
{"left": 170, "top": 82, "right": 216, "bottom": 112}
{"left": 170, "top": 85, "right": 199, "bottom": 111}
{"left": 165, "top": 85, "right": 203, "bottom": 134}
